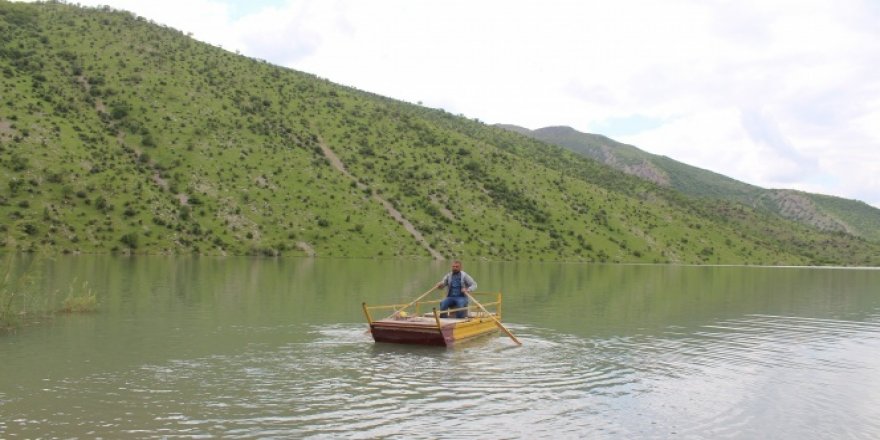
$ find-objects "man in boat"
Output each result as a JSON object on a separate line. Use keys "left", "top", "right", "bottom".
{"left": 435, "top": 260, "right": 477, "bottom": 319}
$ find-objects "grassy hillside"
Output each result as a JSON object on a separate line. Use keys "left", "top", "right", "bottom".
{"left": 1, "top": 1, "right": 878, "bottom": 265}
{"left": 508, "top": 125, "right": 880, "bottom": 242}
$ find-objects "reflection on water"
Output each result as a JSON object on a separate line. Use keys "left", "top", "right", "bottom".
{"left": 1, "top": 257, "right": 880, "bottom": 438}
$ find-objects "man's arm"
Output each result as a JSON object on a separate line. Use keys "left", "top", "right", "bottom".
{"left": 463, "top": 273, "right": 477, "bottom": 293}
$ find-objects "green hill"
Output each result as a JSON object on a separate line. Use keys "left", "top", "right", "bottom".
{"left": 505, "top": 125, "right": 880, "bottom": 242}
{"left": 1, "top": 1, "right": 879, "bottom": 265}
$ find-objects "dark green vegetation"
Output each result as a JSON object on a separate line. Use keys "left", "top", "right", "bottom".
{"left": 1, "top": 1, "right": 879, "bottom": 265}
{"left": 506, "top": 125, "right": 880, "bottom": 242}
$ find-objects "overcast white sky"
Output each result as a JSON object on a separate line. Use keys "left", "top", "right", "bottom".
{"left": 32, "top": 0, "right": 880, "bottom": 207}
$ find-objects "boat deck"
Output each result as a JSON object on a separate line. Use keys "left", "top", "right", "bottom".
{"left": 373, "top": 312, "right": 494, "bottom": 328}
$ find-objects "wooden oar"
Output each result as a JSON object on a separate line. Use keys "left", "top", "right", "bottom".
{"left": 382, "top": 286, "right": 439, "bottom": 320}
{"left": 465, "top": 292, "right": 522, "bottom": 345}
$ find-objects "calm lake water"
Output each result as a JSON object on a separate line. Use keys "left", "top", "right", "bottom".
{"left": 2, "top": 256, "right": 880, "bottom": 439}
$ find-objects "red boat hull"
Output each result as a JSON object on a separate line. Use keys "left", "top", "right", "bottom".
{"left": 370, "top": 324, "right": 453, "bottom": 346}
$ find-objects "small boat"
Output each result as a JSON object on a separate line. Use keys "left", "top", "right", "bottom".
{"left": 362, "top": 292, "right": 504, "bottom": 346}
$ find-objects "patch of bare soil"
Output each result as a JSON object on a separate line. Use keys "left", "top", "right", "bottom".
{"left": 296, "top": 241, "right": 316, "bottom": 257}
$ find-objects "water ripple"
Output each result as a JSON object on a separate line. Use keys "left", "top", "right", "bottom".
{"left": 4, "top": 316, "right": 880, "bottom": 439}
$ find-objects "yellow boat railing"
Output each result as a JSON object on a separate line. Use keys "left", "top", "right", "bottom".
{"left": 363, "top": 291, "right": 503, "bottom": 326}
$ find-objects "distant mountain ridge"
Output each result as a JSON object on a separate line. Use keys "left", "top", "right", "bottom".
{"left": 499, "top": 125, "right": 880, "bottom": 242}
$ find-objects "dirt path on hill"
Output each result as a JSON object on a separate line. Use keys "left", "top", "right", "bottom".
{"left": 317, "top": 138, "right": 444, "bottom": 260}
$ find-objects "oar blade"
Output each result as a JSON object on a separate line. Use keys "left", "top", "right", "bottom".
{"left": 466, "top": 292, "right": 521, "bottom": 346}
